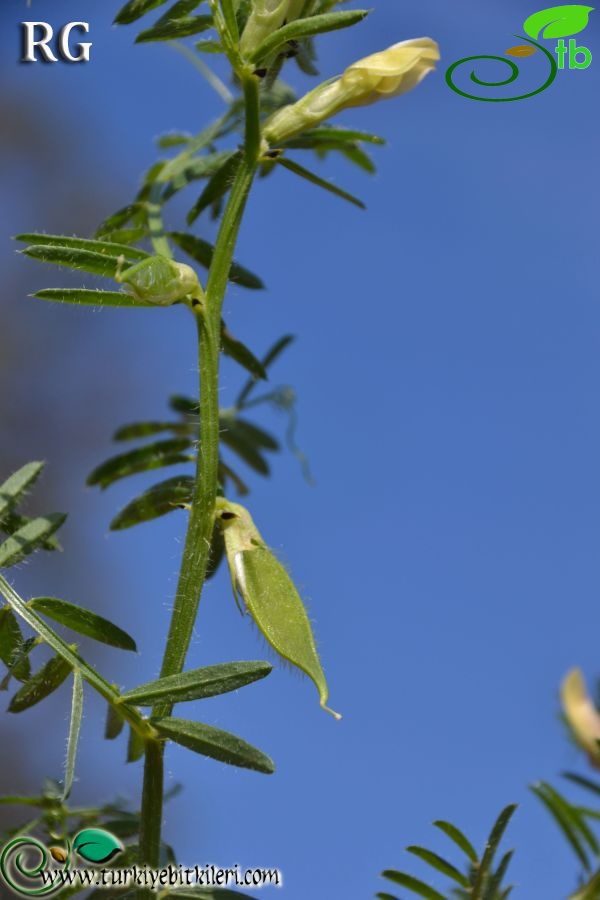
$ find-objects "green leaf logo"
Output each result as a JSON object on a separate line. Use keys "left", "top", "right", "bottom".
{"left": 524, "top": 5, "right": 594, "bottom": 39}
{"left": 72, "top": 829, "right": 123, "bottom": 864}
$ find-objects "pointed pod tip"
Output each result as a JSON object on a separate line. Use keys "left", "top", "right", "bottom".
{"left": 321, "top": 702, "right": 342, "bottom": 721}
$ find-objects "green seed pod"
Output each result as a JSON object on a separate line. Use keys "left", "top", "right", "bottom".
{"left": 217, "top": 500, "right": 340, "bottom": 719}
{"left": 116, "top": 254, "right": 202, "bottom": 306}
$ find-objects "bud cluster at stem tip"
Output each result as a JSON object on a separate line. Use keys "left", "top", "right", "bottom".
{"left": 262, "top": 38, "right": 441, "bottom": 147}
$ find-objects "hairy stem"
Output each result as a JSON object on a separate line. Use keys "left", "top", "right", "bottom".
{"left": 137, "top": 74, "right": 261, "bottom": 875}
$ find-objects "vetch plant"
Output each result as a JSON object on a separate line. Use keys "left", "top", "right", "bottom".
{"left": 1, "top": 0, "right": 439, "bottom": 893}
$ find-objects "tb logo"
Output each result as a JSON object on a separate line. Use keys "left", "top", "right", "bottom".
{"left": 21, "top": 22, "right": 92, "bottom": 63}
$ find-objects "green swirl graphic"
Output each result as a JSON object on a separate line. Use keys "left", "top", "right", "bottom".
{"left": 446, "top": 36, "right": 558, "bottom": 101}
{"left": 0, "top": 837, "right": 70, "bottom": 897}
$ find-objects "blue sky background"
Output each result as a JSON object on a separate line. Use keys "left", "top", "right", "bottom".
{"left": 1, "top": 1, "right": 600, "bottom": 897}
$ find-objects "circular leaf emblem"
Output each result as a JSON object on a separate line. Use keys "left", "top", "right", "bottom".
{"left": 73, "top": 829, "right": 123, "bottom": 864}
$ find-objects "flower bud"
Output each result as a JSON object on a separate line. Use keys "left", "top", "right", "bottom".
{"left": 116, "top": 255, "right": 202, "bottom": 307}
{"left": 240, "top": 0, "right": 299, "bottom": 57}
{"left": 263, "top": 38, "right": 440, "bottom": 145}
{"left": 561, "top": 668, "right": 600, "bottom": 767}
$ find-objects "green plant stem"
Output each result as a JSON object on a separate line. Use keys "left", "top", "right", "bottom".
{"left": 138, "top": 740, "right": 164, "bottom": 875}
{"left": 137, "top": 74, "right": 261, "bottom": 877}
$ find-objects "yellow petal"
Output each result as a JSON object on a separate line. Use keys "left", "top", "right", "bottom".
{"left": 561, "top": 668, "right": 600, "bottom": 764}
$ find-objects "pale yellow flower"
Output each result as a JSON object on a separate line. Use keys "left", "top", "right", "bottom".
{"left": 263, "top": 38, "right": 440, "bottom": 145}
{"left": 561, "top": 668, "right": 600, "bottom": 766}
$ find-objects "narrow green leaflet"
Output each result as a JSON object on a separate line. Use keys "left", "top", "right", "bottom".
{"left": 187, "top": 151, "right": 242, "bottom": 224}
{"left": 137, "top": 8, "right": 211, "bottom": 43}
{"left": 8, "top": 654, "right": 72, "bottom": 713}
{"left": 115, "top": 0, "right": 171, "bottom": 25}
{"left": 237, "top": 334, "right": 295, "bottom": 406}
{"left": 1, "top": 512, "right": 60, "bottom": 552}
{"left": 406, "top": 847, "right": 469, "bottom": 888}
{"left": 127, "top": 726, "right": 145, "bottom": 763}
{"left": 0, "top": 513, "right": 67, "bottom": 568}
{"left": 157, "top": 132, "right": 193, "bottom": 149}
{"left": 114, "top": 421, "right": 190, "bottom": 441}
{"left": 220, "top": 425, "right": 270, "bottom": 475}
{"left": 170, "top": 395, "right": 199, "bottom": 415}
{"left": 15, "top": 234, "right": 149, "bottom": 261}
{"left": 0, "top": 607, "right": 32, "bottom": 682}
{"left": 433, "top": 820, "right": 478, "bottom": 863}
{"left": 563, "top": 773, "right": 600, "bottom": 798}
{"left": 110, "top": 476, "right": 194, "bottom": 530}
{"left": 122, "top": 661, "right": 272, "bottom": 705}
{"left": 105, "top": 703, "right": 126, "bottom": 741}
{"left": 22, "top": 247, "right": 126, "bottom": 278}
{"left": 283, "top": 133, "right": 377, "bottom": 173}
{"left": 471, "top": 804, "right": 517, "bottom": 897}
{"left": 250, "top": 9, "right": 369, "bottom": 64}
{"left": 275, "top": 157, "right": 365, "bottom": 209}
{"left": 170, "top": 232, "right": 264, "bottom": 289}
{"left": 221, "top": 328, "right": 268, "bottom": 381}
{"left": 0, "top": 462, "right": 44, "bottom": 522}
{"left": 33, "top": 289, "right": 157, "bottom": 308}
{"left": 153, "top": 717, "right": 275, "bottom": 774}
{"left": 287, "top": 126, "right": 385, "bottom": 146}
{"left": 531, "top": 783, "right": 593, "bottom": 870}
{"left": 30, "top": 598, "right": 137, "bottom": 652}
{"left": 95, "top": 203, "right": 146, "bottom": 237}
{"left": 87, "top": 439, "right": 193, "bottom": 490}
{"left": 195, "top": 40, "right": 223, "bottom": 54}
{"left": 221, "top": 416, "right": 279, "bottom": 452}
{"left": 63, "top": 671, "right": 84, "bottom": 799}
{"left": 485, "top": 849, "right": 514, "bottom": 898}
{"left": 162, "top": 151, "right": 237, "bottom": 199}
{"left": 220, "top": 0, "right": 239, "bottom": 42}
{"left": 99, "top": 227, "right": 149, "bottom": 245}
{"left": 381, "top": 871, "right": 445, "bottom": 900}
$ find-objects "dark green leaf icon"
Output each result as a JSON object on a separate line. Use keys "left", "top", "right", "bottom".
{"left": 523, "top": 5, "right": 594, "bottom": 39}
{"left": 73, "top": 828, "right": 123, "bottom": 864}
